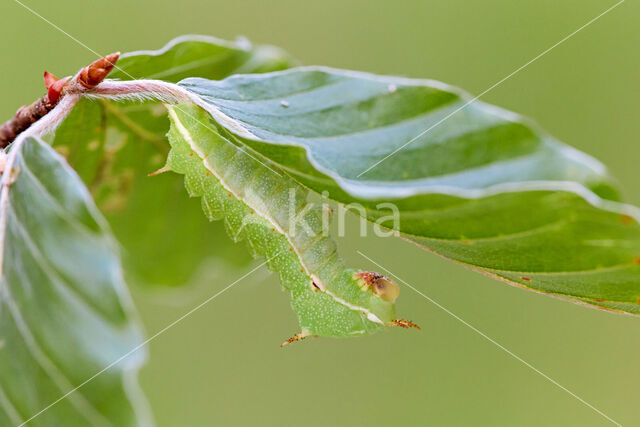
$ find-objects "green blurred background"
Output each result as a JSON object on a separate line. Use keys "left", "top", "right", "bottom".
{"left": 1, "top": 0, "right": 639, "bottom": 425}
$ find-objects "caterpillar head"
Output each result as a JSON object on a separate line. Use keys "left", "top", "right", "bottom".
{"left": 355, "top": 270, "right": 400, "bottom": 325}
{"left": 356, "top": 271, "right": 400, "bottom": 302}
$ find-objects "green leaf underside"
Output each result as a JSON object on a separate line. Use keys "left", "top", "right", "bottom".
{"left": 52, "top": 35, "right": 296, "bottom": 287}
{"left": 1, "top": 138, "right": 147, "bottom": 426}
{"left": 178, "top": 68, "right": 640, "bottom": 314}
{"left": 166, "top": 104, "right": 396, "bottom": 337}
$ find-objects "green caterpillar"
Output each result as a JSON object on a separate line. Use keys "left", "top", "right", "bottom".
{"left": 164, "top": 103, "right": 417, "bottom": 344}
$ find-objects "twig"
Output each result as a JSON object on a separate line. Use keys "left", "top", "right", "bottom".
{"left": 0, "top": 53, "right": 120, "bottom": 149}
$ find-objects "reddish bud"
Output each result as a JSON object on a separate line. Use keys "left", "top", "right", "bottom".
{"left": 47, "top": 76, "right": 71, "bottom": 104}
{"left": 43, "top": 71, "right": 59, "bottom": 89}
{"left": 78, "top": 52, "right": 120, "bottom": 89}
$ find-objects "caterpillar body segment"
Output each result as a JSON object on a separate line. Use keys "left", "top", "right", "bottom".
{"left": 165, "top": 103, "right": 401, "bottom": 338}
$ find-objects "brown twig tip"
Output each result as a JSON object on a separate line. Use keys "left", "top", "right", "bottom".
{"left": 78, "top": 52, "right": 120, "bottom": 89}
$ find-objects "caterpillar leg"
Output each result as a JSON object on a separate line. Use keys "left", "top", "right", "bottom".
{"left": 148, "top": 165, "right": 171, "bottom": 177}
{"left": 280, "top": 332, "right": 307, "bottom": 347}
{"left": 392, "top": 319, "right": 421, "bottom": 330}
{"left": 280, "top": 331, "right": 315, "bottom": 347}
